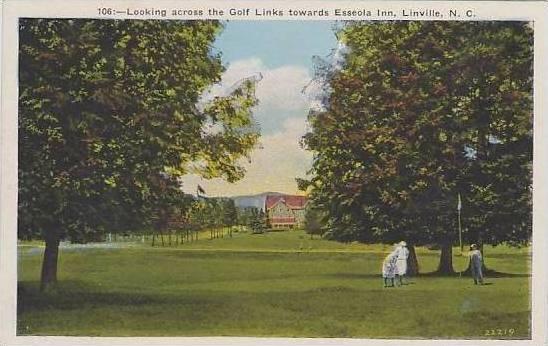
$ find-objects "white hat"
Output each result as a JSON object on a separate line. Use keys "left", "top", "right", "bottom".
{"left": 399, "top": 241, "right": 407, "bottom": 246}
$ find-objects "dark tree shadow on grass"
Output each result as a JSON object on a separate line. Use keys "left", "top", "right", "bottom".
{"left": 417, "top": 270, "right": 530, "bottom": 278}
{"left": 17, "top": 280, "right": 209, "bottom": 314}
{"left": 323, "top": 273, "right": 385, "bottom": 280}
{"left": 480, "top": 270, "right": 530, "bottom": 278}
{"left": 311, "top": 271, "right": 529, "bottom": 282}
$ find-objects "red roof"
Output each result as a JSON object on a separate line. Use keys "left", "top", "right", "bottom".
{"left": 265, "top": 195, "right": 307, "bottom": 210}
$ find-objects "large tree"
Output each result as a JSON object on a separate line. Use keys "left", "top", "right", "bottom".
{"left": 19, "top": 19, "right": 260, "bottom": 290}
{"left": 302, "top": 21, "right": 533, "bottom": 274}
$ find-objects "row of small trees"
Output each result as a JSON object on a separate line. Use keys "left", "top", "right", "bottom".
{"left": 187, "top": 198, "right": 237, "bottom": 234}
{"left": 301, "top": 21, "right": 533, "bottom": 274}
{"left": 173, "top": 199, "right": 269, "bottom": 237}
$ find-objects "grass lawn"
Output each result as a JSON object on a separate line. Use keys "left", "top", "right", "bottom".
{"left": 17, "top": 230, "right": 531, "bottom": 338}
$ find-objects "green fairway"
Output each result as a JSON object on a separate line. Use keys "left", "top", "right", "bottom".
{"left": 17, "top": 230, "right": 531, "bottom": 338}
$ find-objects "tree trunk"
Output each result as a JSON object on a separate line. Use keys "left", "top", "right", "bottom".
{"left": 406, "top": 245, "right": 420, "bottom": 276}
{"left": 40, "top": 230, "right": 60, "bottom": 291}
{"left": 436, "top": 241, "right": 455, "bottom": 275}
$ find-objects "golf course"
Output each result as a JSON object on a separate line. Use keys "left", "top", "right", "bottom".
{"left": 17, "top": 230, "right": 531, "bottom": 338}
{"left": 14, "top": 18, "right": 535, "bottom": 341}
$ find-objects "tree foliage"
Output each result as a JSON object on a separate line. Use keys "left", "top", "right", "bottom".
{"left": 248, "top": 208, "right": 268, "bottom": 234}
{"left": 303, "top": 204, "right": 326, "bottom": 239}
{"left": 302, "top": 21, "right": 533, "bottom": 272}
{"left": 18, "top": 19, "right": 260, "bottom": 289}
{"left": 186, "top": 197, "right": 238, "bottom": 231}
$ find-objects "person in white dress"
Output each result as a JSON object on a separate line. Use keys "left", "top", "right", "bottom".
{"left": 395, "top": 241, "right": 409, "bottom": 285}
{"left": 382, "top": 249, "right": 398, "bottom": 287}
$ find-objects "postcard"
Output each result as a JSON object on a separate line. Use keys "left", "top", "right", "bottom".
{"left": 1, "top": 1, "right": 548, "bottom": 345}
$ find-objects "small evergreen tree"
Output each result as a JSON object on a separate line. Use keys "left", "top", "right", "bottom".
{"left": 249, "top": 208, "right": 267, "bottom": 234}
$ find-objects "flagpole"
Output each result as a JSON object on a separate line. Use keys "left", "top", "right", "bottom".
{"left": 458, "top": 193, "right": 463, "bottom": 255}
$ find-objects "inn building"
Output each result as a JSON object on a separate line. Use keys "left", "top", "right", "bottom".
{"left": 265, "top": 195, "right": 308, "bottom": 229}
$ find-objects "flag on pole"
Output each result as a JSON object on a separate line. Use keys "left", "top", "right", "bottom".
{"left": 197, "top": 185, "right": 206, "bottom": 196}
{"left": 457, "top": 192, "right": 463, "bottom": 255}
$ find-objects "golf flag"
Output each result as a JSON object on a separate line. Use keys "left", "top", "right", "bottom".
{"left": 457, "top": 192, "right": 463, "bottom": 254}
{"left": 197, "top": 185, "right": 206, "bottom": 196}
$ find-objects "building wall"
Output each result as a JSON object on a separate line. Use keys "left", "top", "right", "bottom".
{"left": 293, "top": 208, "right": 306, "bottom": 227}
{"left": 268, "top": 202, "right": 294, "bottom": 228}
{"left": 267, "top": 201, "right": 306, "bottom": 229}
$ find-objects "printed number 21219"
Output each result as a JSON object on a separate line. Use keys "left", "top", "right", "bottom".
{"left": 484, "top": 329, "right": 515, "bottom": 337}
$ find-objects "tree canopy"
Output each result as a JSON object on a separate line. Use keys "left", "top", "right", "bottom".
{"left": 18, "top": 19, "right": 260, "bottom": 289}
{"left": 302, "top": 21, "right": 533, "bottom": 272}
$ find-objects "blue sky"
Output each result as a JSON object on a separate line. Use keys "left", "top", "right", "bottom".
{"left": 216, "top": 21, "right": 338, "bottom": 70}
{"left": 182, "top": 21, "right": 339, "bottom": 197}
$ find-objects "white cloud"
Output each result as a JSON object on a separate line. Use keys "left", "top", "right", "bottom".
{"left": 202, "top": 58, "right": 312, "bottom": 134}
{"left": 255, "top": 64, "right": 310, "bottom": 112}
{"left": 181, "top": 117, "right": 312, "bottom": 197}
{"left": 182, "top": 58, "right": 315, "bottom": 196}
{"left": 200, "top": 57, "right": 264, "bottom": 104}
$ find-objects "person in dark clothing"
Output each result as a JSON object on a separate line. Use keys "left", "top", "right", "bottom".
{"left": 469, "top": 244, "right": 484, "bottom": 285}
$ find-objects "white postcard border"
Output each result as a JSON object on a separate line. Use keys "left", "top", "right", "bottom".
{"left": 1, "top": 1, "right": 547, "bottom": 345}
